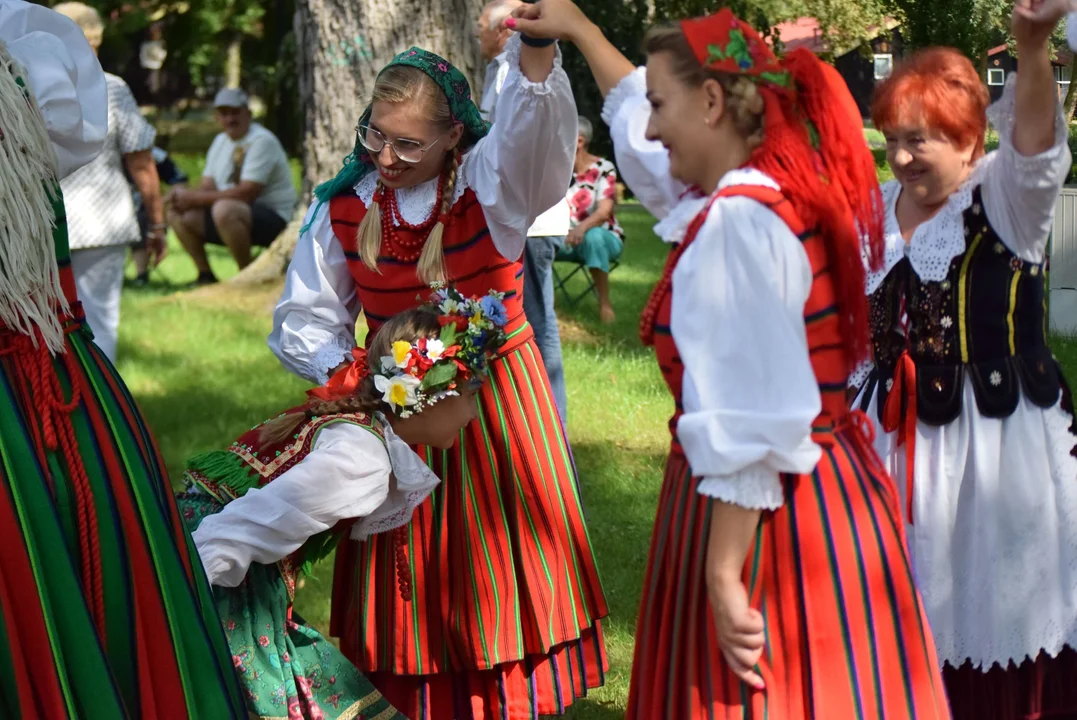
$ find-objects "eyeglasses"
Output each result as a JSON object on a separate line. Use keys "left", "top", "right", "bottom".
{"left": 356, "top": 124, "right": 442, "bottom": 164}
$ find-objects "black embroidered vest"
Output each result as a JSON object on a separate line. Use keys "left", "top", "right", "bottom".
{"left": 864, "top": 186, "right": 1063, "bottom": 425}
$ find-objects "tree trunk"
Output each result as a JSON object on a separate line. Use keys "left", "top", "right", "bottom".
{"left": 225, "top": 34, "right": 243, "bottom": 88}
{"left": 295, "top": 0, "right": 487, "bottom": 201}
{"left": 1065, "top": 54, "right": 1077, "bottom": 123}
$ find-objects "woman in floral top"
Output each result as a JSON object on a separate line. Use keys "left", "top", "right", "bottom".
{"left": 560, "top": 115, "right": 624, "bottom": 323}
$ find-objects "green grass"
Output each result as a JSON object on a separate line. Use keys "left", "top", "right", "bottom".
{"left": 118, "top": 205, "right": 670, "bottom": 717}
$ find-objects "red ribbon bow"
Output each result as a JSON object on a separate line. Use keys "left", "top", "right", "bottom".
{"left": 307, "top": 347, "right": 370, "bottom": 402}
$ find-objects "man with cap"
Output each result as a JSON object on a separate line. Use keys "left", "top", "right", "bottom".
{"left": 166, "top": 87, "right": 297, "bottom": 285}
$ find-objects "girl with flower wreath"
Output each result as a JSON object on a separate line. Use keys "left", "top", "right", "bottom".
{"left": 178, "top": 291, "right": 506, "bottom": 720}
{"left": 268, "top": 33, "right": 607, "bottom": 719}
{"left": 511, "top": 0, "right": 950, "bottom": 717}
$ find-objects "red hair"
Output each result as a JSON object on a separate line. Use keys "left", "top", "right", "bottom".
{"left": 871, "top": 47, "right": 989, "bottom": 160}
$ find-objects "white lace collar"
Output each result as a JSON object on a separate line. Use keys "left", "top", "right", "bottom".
{"left": 353, "top": 162, "right": 471, "bottom": 226}
{"left": 865, "top": 154, "right": 996, "bottom": 294}
{"left": 654, "top": 168, "right": 780, "bottom": 244}
{"left": 378, "top": 415, "right": 440, "bottom": 490}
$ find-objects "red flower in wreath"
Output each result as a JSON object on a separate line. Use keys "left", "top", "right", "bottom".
{"left": 439, "top": 314, "right": 468, "bottom": 332}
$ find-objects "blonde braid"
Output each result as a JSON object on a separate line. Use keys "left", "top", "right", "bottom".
{"left": 416, "top": 150, "right": 460, "bottom": 285}
{"left": 357, "top": 180, "right": 384, "bottom": 272}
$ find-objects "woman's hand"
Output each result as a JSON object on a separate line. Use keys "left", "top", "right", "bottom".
{"left": 707, "top": 570, "right": 767, "bottom": 690}
{"left": 1013, "top": 0, "right": 1072, "bottom": 46}
{"left": 506, "top": 0, "right": 594, "bottom": 45}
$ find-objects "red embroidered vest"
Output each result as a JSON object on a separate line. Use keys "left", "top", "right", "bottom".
{"left": 186, "top": 408, "right": 383, "bottom": 598}
{"left": 329, "top": 188, "right": 532, "bottom": 355}
{"left": 655, "top": 184, "right": 849, "bottom": 456}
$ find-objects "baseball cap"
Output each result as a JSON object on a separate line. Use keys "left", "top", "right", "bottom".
{"left": 213, "top": 88, "right": 249, "bottom": 108}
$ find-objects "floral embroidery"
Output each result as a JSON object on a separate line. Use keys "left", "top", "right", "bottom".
{"left": 990, "top": 370, "right": 1002, "bottom": 387}
{"left": 940, "top": 316, "right": 953, "bottom": 328}
{"left": 995, "top": 242, "right": 1005, "bottom": 254}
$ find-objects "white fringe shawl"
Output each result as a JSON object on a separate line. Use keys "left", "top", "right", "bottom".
{"left": 0, "top": 41, "right": 69, "bottom": 354}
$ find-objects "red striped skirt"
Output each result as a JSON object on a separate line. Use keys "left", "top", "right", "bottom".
{"left": 627, "top": 425, "right": 951, "bottom": 719}
{"left": 331, "top": 332, "right": 608, "bottom": 720}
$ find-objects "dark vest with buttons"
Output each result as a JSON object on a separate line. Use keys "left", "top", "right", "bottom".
{"left": 863, "top": 186, "right": 1066, "bottom": 425}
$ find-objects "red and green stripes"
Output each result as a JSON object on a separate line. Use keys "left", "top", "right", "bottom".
{"left": 0, "top": 324, "right": 246, "bottom": 719}
{"left": 333, "top": 335, "right": 608, "bottom": 719}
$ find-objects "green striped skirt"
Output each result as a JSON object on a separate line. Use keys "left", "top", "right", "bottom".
{"left": 0, "top": 318, "right": 247, "bottom": 718}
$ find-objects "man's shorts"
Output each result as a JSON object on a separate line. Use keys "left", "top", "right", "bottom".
{"left": 204, "top": 203, "right": 288, "bottom": 248}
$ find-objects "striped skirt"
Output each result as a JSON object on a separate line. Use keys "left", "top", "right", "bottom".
{"left": 627, "top": 426, "right": 951, "bottom": 720}
{"left": 330, "top": 332, "right": 608, "bottom": 719}
{"left": 0, "top": 318, "right": 246, "bottom": 719}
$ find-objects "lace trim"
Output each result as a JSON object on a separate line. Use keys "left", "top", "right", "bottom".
{"left": 353, "top": 168, "right": 469, "bottom": 226}
{"left": 930, "top": 399, "right": 1077, "bottom": 669}
{"left": 502, "top": 34, "right": 564, "bottom": 97}
{"left": 601, "top": 67, "right": 647, "bottom": 127}
{"left": 865, "top": 162, "right": 989, "bottom": 294}
{"left": 352, "top": 418, "right": 441, "bottom": 540}
{"left": 696, "top": 468, "right": 785, "bottom": 511}
{"left": 311, "top": 339, "right": 353, "bottom": 385}
{"left": 848, "top": 358, "right": 873, "bottom": 391}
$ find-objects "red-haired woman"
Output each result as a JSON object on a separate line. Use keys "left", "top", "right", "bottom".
{"left": 513, "top": 1, "right": 950, "bottom": 717}
{"left": 851, "top": 3, "right": 1077, "bottom": 718}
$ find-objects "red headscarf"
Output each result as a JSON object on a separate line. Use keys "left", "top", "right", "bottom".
{"left": 680, "top": 9, "right": 884, "bottom": 366}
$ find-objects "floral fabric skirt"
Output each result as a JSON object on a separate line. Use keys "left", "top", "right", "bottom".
{"left": 177, "top": 492, "right": 402, "bottom": 720}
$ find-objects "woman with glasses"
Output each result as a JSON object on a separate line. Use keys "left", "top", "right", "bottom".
{"left": 268, "top": 36, "right": 607, "bottom": 720}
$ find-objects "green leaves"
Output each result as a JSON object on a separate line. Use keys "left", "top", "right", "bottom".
{"left": 420, "top": 361, "right": 458, "bottom": 391}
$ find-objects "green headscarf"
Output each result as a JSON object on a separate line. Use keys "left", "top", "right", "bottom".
{"left": 312, "top": 48, "right": 491, "bottom": 204}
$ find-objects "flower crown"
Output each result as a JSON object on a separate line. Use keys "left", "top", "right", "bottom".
{"left": 373, "top": 287, "right": 508, "bottom": 417}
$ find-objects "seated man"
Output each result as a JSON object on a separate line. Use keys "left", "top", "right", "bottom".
{"left": 166, "top": 88, "right": 296, "bottom": 285}
{"left": 559, "top": 116, "right": 624, "bottom": 323}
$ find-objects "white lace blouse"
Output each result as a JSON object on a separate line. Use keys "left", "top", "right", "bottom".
{"left": 269, "top": 35, "right": 577, "bottom": 385}
{"left": 604, "top": 68, "right": 822, "bottom": 510}
{"left": 191, "top": 417, "right": 441, "bottom": 588}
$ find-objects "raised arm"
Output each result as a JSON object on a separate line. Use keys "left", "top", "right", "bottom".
{"left": 982, "top": 2, "right": 1073, "bottom": 261}
{"left": 513, "top": 0, "right": 687, "bottom": 221}
{"left": 191, "top": 423, "right": 391, "bottom": 587}
{"left": 269, "top": 201, "right": 361, "bottom": 384}
{"left": 464, "top": 33, "right": 577, "bottom": 260}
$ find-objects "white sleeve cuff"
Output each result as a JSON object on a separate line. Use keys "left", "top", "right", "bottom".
{"left": 696, "top": 468, "right": 785, "bottom": 511}
{"left": 601, "top": 67, "right": 647, "bottom": 127}
{"left": 312, "top": 339, "right": 353, "bottom": 385}
{"left": 502, "top": 34, "right": 565, "bottom": 96}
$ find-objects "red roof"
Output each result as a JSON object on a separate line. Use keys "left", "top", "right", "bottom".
{"left": 772, "top": 17, "right": 824, "bottom": 53}
{"left": 772, "top": 16, "right": 899, "bottom": 56}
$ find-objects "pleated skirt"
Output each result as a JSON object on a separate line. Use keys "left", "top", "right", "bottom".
{"left": 0, "top": 319, "right": 246, "bottom": 719}
{"left": 330, "top": 334, "right": 608, "bottom": 719}
{"left": 627, "top": 428, "right": 951, "bottom": 720}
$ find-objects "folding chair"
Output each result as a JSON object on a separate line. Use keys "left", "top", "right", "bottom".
{"left": 553, "top": 258, "right": 620, "bottom": 307}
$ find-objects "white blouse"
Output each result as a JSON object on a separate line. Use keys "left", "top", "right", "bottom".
{"left": 269, "top": 34, "right": 577, "bottom": 385}
{"left": 0, "top": 0, "right": 108, "bottom": 178}
{"left": 604, "top": 69, "right": 823, "bottom": 510}
{"left": 191, "top": 418, "right": 441, "bottom": 588}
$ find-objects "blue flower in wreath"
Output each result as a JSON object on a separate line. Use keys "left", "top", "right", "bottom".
{"left": 479, "top": 295, "right": 508, "bottom": 326}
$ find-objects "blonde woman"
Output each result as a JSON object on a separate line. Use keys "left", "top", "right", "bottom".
{"left": 269, "top": 36, "right": 607, "bottom": 720}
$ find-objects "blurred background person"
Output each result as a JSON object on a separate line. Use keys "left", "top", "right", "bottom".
{"left": 54, "top": 1, "right": 165, "bottom": 363}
